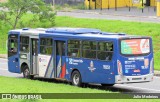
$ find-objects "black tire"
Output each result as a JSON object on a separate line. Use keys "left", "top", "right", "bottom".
{"left": 71, "top": 70, "right": 82, "bottom": 87}
{"left": 101, "top": 84, "right": 114, "bottom": 87}
{"left": 23, "top": 65, "right": 30, "bottom": 79}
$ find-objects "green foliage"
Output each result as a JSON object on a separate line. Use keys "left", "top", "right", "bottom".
{"left": 0, "top": 76, "right": 108, "bottom": 93}
{"left": 0, "top": 0, "right": 55, "bottom": 29}
{"left": 1, "top": 76, "right": 160, "bottom": 102}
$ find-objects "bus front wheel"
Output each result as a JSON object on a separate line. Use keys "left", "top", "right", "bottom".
{"left": 23, "top": 66, "right": 30, "bottom": 79}
{"left": 71, "top": 70, "right": 82, "bottom": 87}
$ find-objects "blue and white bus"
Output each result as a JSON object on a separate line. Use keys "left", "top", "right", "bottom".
{"left": 8, "top": 27, "right": 154, "bottom": 86}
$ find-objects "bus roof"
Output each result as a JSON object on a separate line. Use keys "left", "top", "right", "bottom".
{"left": 9, "top": 27, "right": 149, "bottom": 39}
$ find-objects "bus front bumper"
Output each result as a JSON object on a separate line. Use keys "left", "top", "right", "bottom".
{"left": 115, "top": 73, "right": 154, "bottom": 84}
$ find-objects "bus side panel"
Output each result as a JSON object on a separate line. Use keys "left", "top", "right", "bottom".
{"left": 38, "top": 54, "right": 52, "bottom": 77}
{"left": 66, "top": 57, "right": 115, "bottom": 84}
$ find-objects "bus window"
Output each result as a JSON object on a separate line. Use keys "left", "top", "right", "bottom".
{"left": 40, "top": 38, "right": 53, "bottom": 55}
{"left": 56, "top": 41, "right": 65, "bottom": 56}
{"left": 68, "top": 40, "right": 80, "bottom": 57}
{"left": 97, "top": 42, "right": 113, "bottom": 60}
{"left": 8, "top": 35, "right": 18, "bottom": 57}
{"left": 9, "top": 39, "right": 18, "bottom": 53}
{"left": 82, "top": 41, "right": 96, "bottom": 59}
{"left": 20, "top": 36, "right": 29, "bottom": 53}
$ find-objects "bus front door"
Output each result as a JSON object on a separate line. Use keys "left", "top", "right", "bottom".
{"left": 8, "top": 34, "right": 20, "bottom": 73}
{"left": 30, "top": 39, "right": 38, "bottom": 75}
{"left": 54, "top": 40, "right": 66, "bottom": 78}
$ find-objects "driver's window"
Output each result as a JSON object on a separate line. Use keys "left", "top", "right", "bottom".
{"left": 10, "top": 39, "right": 18, "bottom": 52}
{"left": 8, "top": 35, "right": 18, "bottom": 57}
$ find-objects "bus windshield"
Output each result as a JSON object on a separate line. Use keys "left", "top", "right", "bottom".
{"left": 8, "top": 35, "right": 18, "bottom": 57}
{"left": 121, "top": 38, "right": 150, "bottom": 55}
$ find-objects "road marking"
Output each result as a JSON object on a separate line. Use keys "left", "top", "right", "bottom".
{"left": 117, "top": 84, "right": 160, "bottom": 92}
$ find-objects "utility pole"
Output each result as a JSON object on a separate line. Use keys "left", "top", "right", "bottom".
{"left": 129, "top": 0, "right": 130, "bottom": 11}
{"left": 101, "top": 0, "right": 102, "bottom": 10}
{"left": 89, "top": 0, "right": 91, "bottom": 10}
{"left": 142, "top": 0, "right": 144, "bottom": 13}
{"left": 108, "top": 0, "right": 110, "bottom": 10}
{"left": 95, "top": 0, "right": 96, "bottom": 9}
{"left": 115, "top": 0, "right": 117, "bottom": 11}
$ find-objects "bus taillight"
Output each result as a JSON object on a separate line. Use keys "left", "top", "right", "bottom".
{"left": 117, "top": 60, "right": 122, "bottom": 75}
{"left": 150, "top": 58, "right": 154, "bottom": 74}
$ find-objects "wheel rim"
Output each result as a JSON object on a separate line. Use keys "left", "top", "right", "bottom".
{"left": 73, "top": 74, "right": 79, "bottom": 85}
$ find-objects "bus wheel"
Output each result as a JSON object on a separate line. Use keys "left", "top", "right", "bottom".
{"left": 101, "top": 84, "right": 114, "bottom": 87}
{"left": 71, "top": 70, "right": 82, "bottom": 87}
{"left": 23, "top": 66, "right": 30, "bottom": 79}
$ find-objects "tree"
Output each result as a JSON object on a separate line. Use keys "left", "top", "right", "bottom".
{"left": 0, "top": 0, "right": 56, "bottom": 29}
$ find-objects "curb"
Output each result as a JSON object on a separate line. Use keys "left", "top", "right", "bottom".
{"left": 59, "top": 10, "right": 160, "bottom": 19}
{"left": 0, "top": 54, "right": 7, "bottom": 59}
{"left": 154, "top": 71, "right": 160, "bottom": 77}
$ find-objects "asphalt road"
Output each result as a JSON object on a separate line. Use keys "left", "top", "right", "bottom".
{"left": 0, "top": 58, "right": 160, "bottom": 93}
{"left": 57, "top": 11, "right": 160, "bottom": 23}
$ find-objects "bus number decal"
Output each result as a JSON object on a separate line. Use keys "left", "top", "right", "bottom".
{"left": 103, "top": 65, "right": 110, "bottom": 70}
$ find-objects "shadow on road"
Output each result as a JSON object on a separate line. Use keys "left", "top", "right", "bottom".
{"left": 31, "top": 77, "right": 139, "bottom": 93}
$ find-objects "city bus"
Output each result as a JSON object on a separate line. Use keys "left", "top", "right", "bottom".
{"left": 8, "top": 27, "right": 154, "bottom": 86}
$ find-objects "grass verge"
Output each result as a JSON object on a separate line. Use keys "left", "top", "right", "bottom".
{"left": 0, "top": 76, "right": 108, "bottom": 93}
{"left": 0, "top": 76, "right": 160, "bottom": 102}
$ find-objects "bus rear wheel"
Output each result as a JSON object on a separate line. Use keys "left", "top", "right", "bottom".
{"left": 71, "top": 70, "right": 82, "bottom": 87}
{"left": 23, "top": 66, "right": 30, "bottom": 79}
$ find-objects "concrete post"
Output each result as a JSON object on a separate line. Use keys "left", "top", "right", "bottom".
{"left": 157, "top": 0, "right": 160, "bottom": 16}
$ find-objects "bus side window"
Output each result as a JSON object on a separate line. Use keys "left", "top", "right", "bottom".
{"left": 10, "top": 39, "right": 18, "bottom": 52}
{"left": 68, "top": 40, "right": 80, "bottom": 58}
{"left": 40, "top": 38, "right": 53, "bottom": 55}
{"left": 98, "top": 42, "right": 113, "bottom": 61}
{"left": 20, "top": 36, "right": 29, "bottom": 53}
{"left": 82, "top": 41, "right": 96, "bottom": 59}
